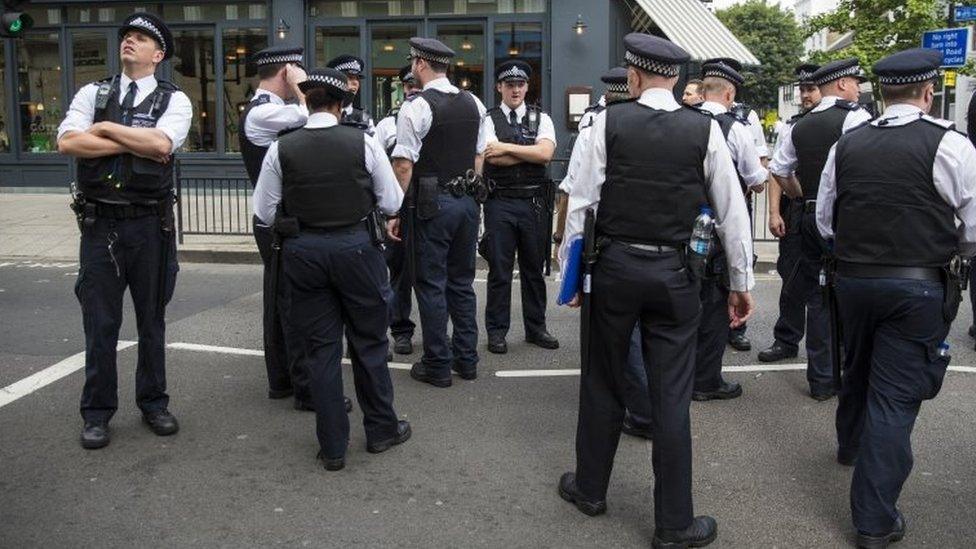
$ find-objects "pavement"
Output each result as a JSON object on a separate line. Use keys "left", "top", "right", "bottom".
{"left": 1, "top": 259, "right": 975, "bottom": 547}
{"left": 0, "top": 192, "right": 781, "bottom": 269}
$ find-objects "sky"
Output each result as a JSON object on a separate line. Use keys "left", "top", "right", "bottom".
{"left": 711, "top": 0, "right": 796, "bottom": 10}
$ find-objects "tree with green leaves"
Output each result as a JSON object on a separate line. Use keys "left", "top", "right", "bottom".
{"left": 716, "top": 0, "right": 805, "bottom": 110}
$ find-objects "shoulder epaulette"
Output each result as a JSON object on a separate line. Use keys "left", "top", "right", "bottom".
{"left": 154, "top": 78, "right": 180, "bottom": 93}
{"left": 920, "top": 114, "right": 955, "bottom": 130}
{"left": 844, "top": 120, "right": 872, "bottom": 134}
{"left": 683, "top": 104, "right": 714, "bottom": 117}
{"left": 833, "top": 100, "right": 860, "bottom": 111}
{"left": 584, "top": 102, "right": 604, "bottom": 114}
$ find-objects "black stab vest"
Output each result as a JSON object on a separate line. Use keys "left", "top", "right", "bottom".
{"left": 239, "top": 94, "right": 271, "bottom": 186}
{"left": 791, "top": 101, "right": 860, "bottom": 200}
{"left": 76, "top": 75, "right": 177, "bottom": 204}
{"left": 278, "top": 125, "right": 374, "bottom": 229}
{"left": 414, "top": 89, "right": 481, "bottom": 183}
{"left": 483, "top": 105, "right": 548, "bottom": 186}
{"left": 598, "top": 102, "right": 711, "bottom": 246}
{"left": 341, "top": 107, "right": 374, "bottom": 136}
{"left": 833, "top": 118, "right": 957, "bottom": 268}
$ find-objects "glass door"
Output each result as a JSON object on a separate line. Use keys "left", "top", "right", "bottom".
{"left": 368, "top": 21, "right": 421, "bottom": 119}
{"left": 311, "top": 22, "right": 366, "bottom": 108}
{"left": 67, "top": 29, "right": 117, "bottom": 97}
{"left": 430, "top": 20, "right": 486, "bottom": 104}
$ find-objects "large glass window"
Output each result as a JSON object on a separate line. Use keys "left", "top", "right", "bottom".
{"left": 67, "top": 5, "right": 159, "bottom": 24}
{"left": 315, "top": 26, "right": 361, "bottom": 69}
{"left": 310, "top": 1, "right": 424, "bottom": 17}
{"left": 71, "top": 32, "right": 110, "bottom": 95}
{"left": 17, "top": 32, "right": 63, "bottom": 153}
{"left": 428, "top": 0, "right": 544, "bottom": 15}
{"left": 370, "top": 25, "right": 415, "bottom": 119}
{"left": 493, "top": 21, "right": 542, "bottom": 105}
{"left": 0, "top": 42, "right": 8, "bottom": 153}
{"left": 436, "top": 23, "right": 484, "bottom": 99}
{"left": 171, "top": 29, "right": 216, "bottom": 152}
{"left": 163, "top": 3, "right": 267, "bottom": 23}
{"left": 223, "top": 27, "right": 268, "bottom": 153}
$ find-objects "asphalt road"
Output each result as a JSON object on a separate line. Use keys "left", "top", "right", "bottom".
{"left": 1, "top": 260, "right": 975, "bottom": 548}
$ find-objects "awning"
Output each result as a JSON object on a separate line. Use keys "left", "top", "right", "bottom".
{"left": 630, "top": 0, "right": 761, "bottom": 66}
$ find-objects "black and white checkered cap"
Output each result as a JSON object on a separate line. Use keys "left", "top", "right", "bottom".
{"left": 327, "top": 54, "right": 365, "bottom": 75}
{"left": 795, "top": 63, "right": 820, "bottom": 84}
{"left": 119, "top": 12, "right": 174, "bottom": 60}
{"left": 252, "top": 45, "right": 305, "bottom": 67}
{"left": 702, "top": 62, "right": 745, "bottom": 87}
{"left": 623, "top": 33, "right": 689, "bottom": 78}
{"left": 495, "top": 60, "right": 532, "bottom": 82}
{"left": 298, "top": 68, "right": 349, "bottom": 97}
{"left": 408, "top": 37, "right": 456, "bottom": 65}
{"left": 601, "top": 67, "right": 628, "bottom": 94}
{"left": 811, "top": 58, "right": 866, "bottom": 86}
{"left": 874, "top": 48, "right": 943, "bottom": 85}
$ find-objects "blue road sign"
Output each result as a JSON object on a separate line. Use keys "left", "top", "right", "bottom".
{"left": 956, "top": 6, "right": 976, "bottom": 22}
{"left": 922, "top": 27, "right": 971, "bottom": 67}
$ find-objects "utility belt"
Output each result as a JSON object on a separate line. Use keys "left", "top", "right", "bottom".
{"left": 803, "top": 199, "right": 817, "bottom": 214}
{"left": 69, "top": 182, "right": 173, "bottom": 232}
{"left": 835, "top": 261, "right": 941, "bottom": 282}
{"left": 415, "top": 170, "right": 492, "bottom": 220}
{"left": 489, "top": 183, "right": 547, "bottom": 199}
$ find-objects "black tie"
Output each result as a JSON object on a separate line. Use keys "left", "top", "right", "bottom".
{"left": 509, "top": 109, "right": 519, "bottom": 128}
{"left": 121, "top": 82, "right": 138, "bottom": 126}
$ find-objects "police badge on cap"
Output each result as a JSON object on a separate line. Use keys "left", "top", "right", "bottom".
{"left": 495, "top": 60, "right": 532, "bottom": 83}
{"left": 118, "top": 12, "right": 174, "bottom": 60}
{"left": 327, "top": 55, "right": 365, "bottom": 77}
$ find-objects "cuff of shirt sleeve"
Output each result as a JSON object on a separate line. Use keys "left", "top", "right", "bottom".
{"left": 57, "top": 126, "right": 86, "bottom": 142}
{"left": 391, "top": 145, "right": 419, "bottom": 163}
{"left": 156, "top": 127, "right": 178, "bottom": 153}
{"left": 729, "top": 272, "right": 755, "bottom": 293}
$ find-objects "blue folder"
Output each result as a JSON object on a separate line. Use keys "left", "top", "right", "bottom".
{"left": 557, "top": 236, "right": 585, "bottom": 306}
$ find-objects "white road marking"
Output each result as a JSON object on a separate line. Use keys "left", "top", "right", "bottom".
{"left": 0, "top": 340, "right": 136, "bottom": 409}
{"left": 494, "top": 364, "right": 976, "bottom": 378}
{"left": 166, "top": 342, "right": 414, "bottom": 370}
{"left": 496, "top": 369, "right": 581, "bottom": 378}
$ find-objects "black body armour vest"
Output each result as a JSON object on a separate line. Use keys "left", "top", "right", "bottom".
{"left": 278, "top": 125, "right": 374, "bottom": 229}
{"left": 414, "top": 89, "right": 481, "bottom": 183}
{"left": 598, "top": 102, "right": 711, "bottom": 246}
{"left": 342, "top": 107, "right": 374, "bottom": 135}
{"left": 483, "top": 105, "right": 548, "bottom": 187}
{"left": 239, "top": 94, "right": 271, "bottom": 186}
{"left": 76, "top": 75, "right": 177, "bottom": 204}
{"left": 833, "top": 118, "right": 957, "bottom": 268}
{"left": 791, "top": 101, "right": 859, "bottom": 200}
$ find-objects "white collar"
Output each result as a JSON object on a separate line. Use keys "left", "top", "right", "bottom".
{"left": 255, "top": 88, "right": 285, "bottom": 105}
{"left": 700, "top": 101, "right": 728, "bottom": 115}
{"left": 306, "top": 112, "right": 339, "bottom": 128}
{"left": 343, "top": 104, "right": 353, "bottom": 115}
{"left": 637, "top": 87, "right": 680, "bottom": 112}
{"left": 871, "top": 104, "right": 927, "bottom": 127}
{"left": 500, "top": 102, "right": 527, "bottom": 120}
{"left": 812, "top": 95, "right": 844, "bottom": 113}
{"left": 120, "top": 72, "right": 157, "bottom": 95}
{"left": 598, "top": 96, "right": 607, "bottom": 107}
{"left": 423, "top": 76, "right": 457, "bottom": 92}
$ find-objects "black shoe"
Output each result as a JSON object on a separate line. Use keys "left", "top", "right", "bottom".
{"left": 410, "top": 362, "right": 452, "bottom": 388}
{"left": 452, "top": 363, "right": 478, "bottom": 380}
{"left": 294, "top": 399, "right": 315, "bottom": 412}
{"left": 969, "top": 325, "right": 975, "bottom": 339}
{"left": 692, "top": 381, "right": 743, "bottom": 402}
{"left": 268, "top": 387, "right": 294, "bottom": 399}
{"left": 856, "top": 513, "right": 906, "bottom": 548}
{"left": 80, "top": 422, "right": 110, "bottom": 450}
{"left": 142, "top": 410, "right": 179, "bottom": 436}
{"left": 810, "top": 387, "right": 837, "bottom": 401}
{"left": 758, "top": 342, "right": 798, "bottom": 362}
{"left": 653, "top": 516, "right": 718, "bottom": 548}
{"left": 394, "top": 335, "right": 413, "bottom": 355}
{"left": 728, "top": 333, "right": 751, "bottom": 352}
{"left": 344, "top": 397, "right": 353, "bottom": 413}
{"left": 837, "top": 449, "right": 857, "bottom": 467}
{"left": 621, "top": 413, "right": 653, "bottom": 440}
{"left": 367, "top": 420, "right": 412, "bottom": 453}
{"left": 316, "top": 451, "right": 345, "bottom": 471}
{"left": 526, "top": 331, "right": 560, "bottom": 350}
{"left": 557, "top": 472, "right": 607, "bottom": 516}
{"left": 488, "top": 335, "right": 508, "bottom": 354}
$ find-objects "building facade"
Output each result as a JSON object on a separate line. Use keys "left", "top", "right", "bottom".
{"left": 0, "top": 0, "right": 755, "bottom": 188}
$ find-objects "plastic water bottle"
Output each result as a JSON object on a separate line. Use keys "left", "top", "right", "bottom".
{"left": 688, "top": 206, "right": 715, "bottom": 278}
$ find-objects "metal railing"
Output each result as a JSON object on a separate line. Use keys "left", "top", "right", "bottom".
{"left": 175, "top": 163, "right": 253, "bottom": 244}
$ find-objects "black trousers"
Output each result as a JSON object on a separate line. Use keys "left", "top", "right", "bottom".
{"left": 385, "top": 214, "right": 415, "bottom": 339}
{"left": 283, "top": 228, "right": 400, "bottom": 459}
{"left": 792, "top": 210, "right": 833, "bottom": 392}
{"left": 483, "top": 196, "right": 548, "bottom": 339}
{"left": 694, "top": 275, "right": 730, "bottom": 392}
{"left": 835, "top": 276, "right": 950, "bottom": 535}
{"left": 253, "top": 217, "right": 309, "bottom": 401}
{"left": 76, "top": 214, "right": 178, "bottom": 423}
{"left": 575, "top": 243, "right": 700, "bottom": 530}
{"left": 621, "top": 324, "right": 653, "bottom": 429}
{"left": 772, "top": 199, "right": 806, "bottom": 349}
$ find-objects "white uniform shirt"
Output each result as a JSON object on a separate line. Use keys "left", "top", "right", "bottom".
{"left": 374, "top": 115, "right": 397, "bottom": 151}
{"left": 563, "top": 87, "right": 755, "bottom": 292}
{"left": 700, "top": 101, "right": 769, "bottom": 190}
{"left": 577, "top": 96, "right": 607, "bottom": 133}
{"left": 391, "top": 76, "right": 488, "bottom": 162}
{"left": 253, "top": 112, "right": 403, "bottom": 225}
{"left": 816, "top": 103, "right": 976, "bottom": 257}
{"left": 482, "top": 102, "right": 557, "bottom": 146}
{"left": 561, "top": 97, "right": 608, "bottom": 194}
{"left": 243, "top": 89, "right": 309, "bottom": 147}
{"left": 58, "top": 73, "right": 192, "bottom": 153}
{"left": 769, "top": 95, "right": 873, "bottom": 179}
{"left": 745, "top": 108, "right": 769, "bottom": 158}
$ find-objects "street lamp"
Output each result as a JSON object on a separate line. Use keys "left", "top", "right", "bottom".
{"left": 573, "top": 14, "right": 587, "bottom": 35}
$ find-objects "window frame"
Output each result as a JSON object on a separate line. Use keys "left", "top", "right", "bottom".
{"left": 0, "top": 40, "right": 15, "bottom": 161}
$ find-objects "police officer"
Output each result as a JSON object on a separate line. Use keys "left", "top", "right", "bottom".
{"left": 253, "top": 68, "right": 410, "bottom": 471}
{"left": 327, "top": 54, "right": 375, "bottom": 134}
{"left": 769, "top": 58, "right": 872, "bottom": 401}
{"left": 374, "top": 65, "right": 420, "bottom": 355}
{"left": 681, "top": 78, "right": 704, "bottom": 107}
{"left": 238, "top": 45, "right": 315, "bottom": 409}
{"left": 816, "top": 47, "right": 976, "bottom": 548}
{"left": 693, "top": 61, "right": 768, "bottom": 401}
{"left": 557, "top": 34, "right": 754, "bottom": 547}
{"left": 481, "top": 60, "right": 558, "bottom": 354}
{"left": 57, "top": 13, "right": 192, "bottom": 449}
{"left": 759, "top": 64, "right": 821, "bottom": 364}
{"left": 389, "top": 37, "right": 487, "bottom": 387}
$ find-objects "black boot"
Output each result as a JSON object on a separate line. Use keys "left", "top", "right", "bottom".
{"left": 652, "top": 516, "right": 718, "bottom": 548}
